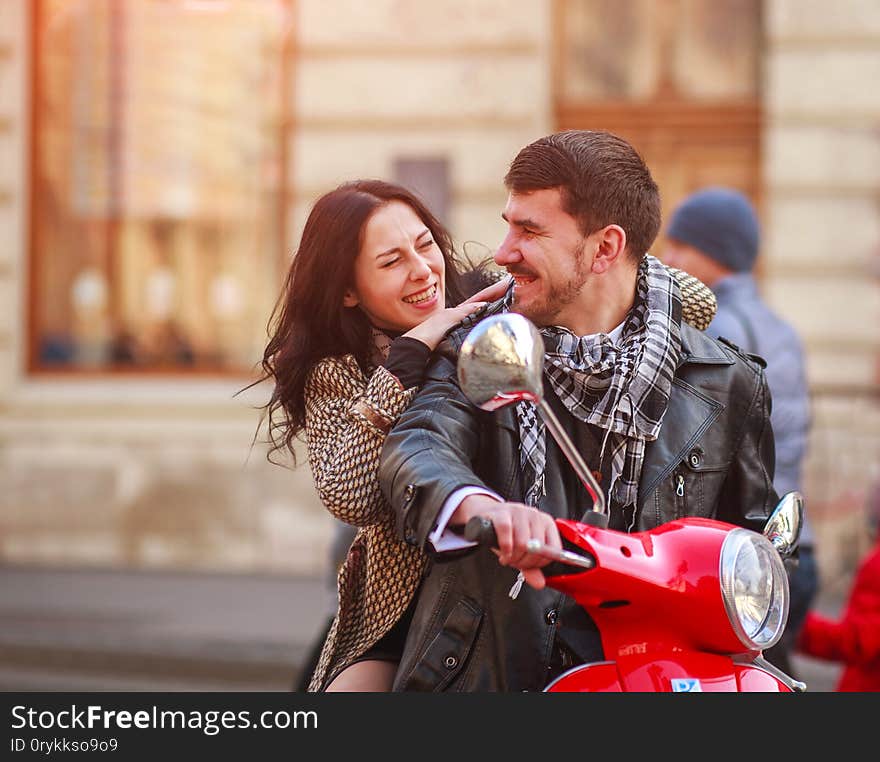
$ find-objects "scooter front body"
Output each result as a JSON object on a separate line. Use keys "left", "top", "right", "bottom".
{"left": 550, "top": 517, "right": 750, "bottom": 657}
{"left": 545, "top": 653, "right": 792, "bottom": 692}
{"left": 542, "top": 518, "right": 794, "bottom": 691}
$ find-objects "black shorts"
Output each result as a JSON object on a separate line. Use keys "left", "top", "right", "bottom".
{"left": 348, "top": 598, "right": 415, "bottom": 666}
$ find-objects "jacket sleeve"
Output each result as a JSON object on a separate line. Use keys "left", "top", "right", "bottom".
{"left": 716, "top": 358, "right": 780, "bottom": 534}
{"left": 378, "top": 354, "right": 491, "bottom": 550}
{"left": 304, "top": 355, "right": 416, "bottom": 527}
{"left": 797, "top": 548, "right": 880, "bottom": 666}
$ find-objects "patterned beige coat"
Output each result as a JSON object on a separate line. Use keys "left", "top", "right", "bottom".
{"left": 304, "top": 266, "right": 715, "bottom": 691}
{"left": 304, "top": 356, "right": 426, "bottom": 691}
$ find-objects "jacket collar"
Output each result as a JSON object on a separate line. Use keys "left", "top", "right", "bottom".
{"left": 678, "top": 322, "right": 735, "bottom": 366}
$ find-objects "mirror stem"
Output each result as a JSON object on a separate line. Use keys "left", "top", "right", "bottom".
{"left": 538, "top": 399, "right": 607, "bottom": 516}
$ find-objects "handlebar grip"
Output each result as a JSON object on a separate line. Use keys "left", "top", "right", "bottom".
{"left": 464, "top": 516, "right": 498, "bottom": 547}
{"left": 543, "top": 560, "right": 582, "bottom": 578}
{"left": 463, "top": 516, "right": 594, "bottom": 578}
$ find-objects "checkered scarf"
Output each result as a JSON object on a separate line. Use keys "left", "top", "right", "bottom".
{"left": 522, "top": 255, "right": 682, "bottom": 518}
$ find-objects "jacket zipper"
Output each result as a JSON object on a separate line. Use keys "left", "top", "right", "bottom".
{"left": 675, "top": 472, "right": 685, "bottom": 518}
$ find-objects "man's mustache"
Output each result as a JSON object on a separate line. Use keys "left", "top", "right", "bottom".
{"left": 505, "top": 267, "right": 538, "bottom": 279}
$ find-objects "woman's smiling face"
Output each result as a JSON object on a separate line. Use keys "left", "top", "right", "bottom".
{"left": 343, "top": 200, "right": 446, "bottom": 332}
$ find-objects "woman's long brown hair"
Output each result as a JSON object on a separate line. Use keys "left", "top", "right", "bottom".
{"left": 248, "top": 179, "right": 484, "bottom": 464}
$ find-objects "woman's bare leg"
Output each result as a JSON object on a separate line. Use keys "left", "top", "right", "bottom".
{"left": 324, "top": 660, "right": 397, "bottom": 692}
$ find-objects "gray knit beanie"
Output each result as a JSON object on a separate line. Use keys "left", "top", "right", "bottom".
{"left": 666, "top": 187, "right": 760, "bottom": 273}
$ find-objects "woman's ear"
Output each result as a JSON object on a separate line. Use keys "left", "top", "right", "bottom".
{"left": 342, "top": 288, "right": 359, "bottom": 308}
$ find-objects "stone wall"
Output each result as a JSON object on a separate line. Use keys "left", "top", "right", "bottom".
{"left": 291, "top": 0, "right": 552, "bottom": 254}
{"left": 764, "top": 0, "right": 880, "bottom": 588}
{"left": 0, "top": 0, "right": 23, "bottom": 394}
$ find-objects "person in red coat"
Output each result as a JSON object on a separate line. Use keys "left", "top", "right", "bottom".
{"left": 797, "top": 494, "right": 880, "bottom": 692}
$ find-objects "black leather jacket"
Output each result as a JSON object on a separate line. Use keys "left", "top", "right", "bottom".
{"left": 378, "top": 321, "right": 779, "bottom": 692}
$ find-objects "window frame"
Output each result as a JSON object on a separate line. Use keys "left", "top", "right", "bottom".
{"left": 551, "top": 0, "right": 764, "bottom": 228}
{"left": 26, "top": 0, "right": 295, "bottom": 378}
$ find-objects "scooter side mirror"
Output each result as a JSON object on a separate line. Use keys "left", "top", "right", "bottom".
{"left": 763, "top": 491, "right": 804, "bottom": 557}
{"left": 458, "top": 313, "right": 608, "bottom": 519}
{"left": 457, "top": 312, "right": 545, "bottom": 410}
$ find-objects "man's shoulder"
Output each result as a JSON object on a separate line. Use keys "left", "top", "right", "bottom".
{"left": 430, "top": 297, "right": 507, "bottom": 372}
{"left": 679, "top": 322, "right": 767, "bottom": 375}
{"left": 716, "top": 335, "right": 768, "bottom": 370}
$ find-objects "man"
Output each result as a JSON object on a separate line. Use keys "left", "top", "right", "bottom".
{"left": 378, "top": 131, "right": 779, "bottom": 692}
{"left": 662, "top": 186, "right": 816, "bottom": 679}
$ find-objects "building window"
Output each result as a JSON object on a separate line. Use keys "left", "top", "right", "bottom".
{"left": 393, "top": 157, "right": 451, "bottom": 227}
{"left": 29, "top": 0, "right": 292, "bottom": 373}
{"left": 554, "top": 0, "right": 762, "bottom": 226}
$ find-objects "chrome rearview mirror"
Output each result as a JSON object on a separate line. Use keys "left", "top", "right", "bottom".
{"left": 458, "top": 313, "right": 607, "bottom": 518}
{"left": 763, "top": 491, "right": 804, "bottom": 557}
{"left": 457, "top": 312, "right": 544, "bottom": 410}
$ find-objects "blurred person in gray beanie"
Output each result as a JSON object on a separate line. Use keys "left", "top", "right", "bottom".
{"left": 663, "top": 185, "right": 818, "bottom": 681}
{"left": 666, "top": 187, "right": 760, "bottom": 273}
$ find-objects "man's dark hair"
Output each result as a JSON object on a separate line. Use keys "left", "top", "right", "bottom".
{"left": 503, "top": 130, "right": 661, "bottom": 263}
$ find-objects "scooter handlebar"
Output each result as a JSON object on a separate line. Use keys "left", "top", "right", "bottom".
{"left": 464, "top": 515, "right": 498, "bottom": 546}
{"left": 463, "top": 515, "right": 595, "bottom": 576}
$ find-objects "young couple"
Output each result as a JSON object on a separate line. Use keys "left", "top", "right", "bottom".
{"left": 256, "top": 130, "right": 779, "bottom": 692}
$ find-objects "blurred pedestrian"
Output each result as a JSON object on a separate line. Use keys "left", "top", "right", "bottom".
{"left": 797, "top": 485, "right": 880, "bottom": 691}
{"left": 662, "top": 186, "right": 818, "bottom": 679}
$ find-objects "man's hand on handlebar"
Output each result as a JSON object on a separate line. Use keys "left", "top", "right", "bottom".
{"left": 451, "top": 494, "right": 562, "bottom": 591}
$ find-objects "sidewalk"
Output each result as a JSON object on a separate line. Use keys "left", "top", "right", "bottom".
{"left": 0, "top": 564, "right": 845, "bottom": 692}
{"left": 0, "top": 565, "right": 333, "bottom": 691}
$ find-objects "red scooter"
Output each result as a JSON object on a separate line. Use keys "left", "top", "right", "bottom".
{"left": 458, "top": 313, "right": 806, "bottom": 693}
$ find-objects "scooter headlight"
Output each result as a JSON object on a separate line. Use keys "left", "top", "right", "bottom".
{"left": 719, "top": 528, "right": 789, "bottom": 651}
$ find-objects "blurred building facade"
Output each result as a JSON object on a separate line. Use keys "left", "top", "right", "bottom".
{"left": 0, "top": 0, "right": 877, "bottom": 587}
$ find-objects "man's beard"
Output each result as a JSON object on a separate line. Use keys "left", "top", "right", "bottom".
{"left": 511, "top": 240, "right": 589, "bottom": 327}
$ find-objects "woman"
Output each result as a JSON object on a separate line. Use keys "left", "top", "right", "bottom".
{"left": 257, "top": 179, "right": 506, "bottom": 691}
